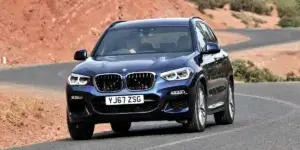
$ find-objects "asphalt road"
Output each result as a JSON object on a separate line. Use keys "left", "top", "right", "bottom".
{"left": 1, "top": 28, "right": 300, "bottom": 150}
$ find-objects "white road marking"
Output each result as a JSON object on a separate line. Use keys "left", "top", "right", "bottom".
{"left": 141, "top": 93, "right": 300, "bottom": 150}
{"left": 235, "top": 93, "right": 300, "bottom": 109}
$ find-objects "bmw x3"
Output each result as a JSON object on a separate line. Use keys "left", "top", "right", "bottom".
{"left": 66, "top": 17, "right": 235, "bottom": 140}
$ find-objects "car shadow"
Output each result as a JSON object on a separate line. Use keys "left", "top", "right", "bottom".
{"left": 60, "top": 121, "right": 219, "bottom": 141}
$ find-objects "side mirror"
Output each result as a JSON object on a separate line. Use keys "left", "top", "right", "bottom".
{"left": 74, "top": 49, "right": 88, "bottom": 61}
{"left": 202, "top": 42, "right": 220, "bottom": 54}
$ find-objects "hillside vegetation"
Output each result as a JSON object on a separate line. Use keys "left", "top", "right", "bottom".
{"left": 190, "top": 0, "right": 272, "bottom": 15}
{"left": 191, "top": 0, "right": 300, "bottom": 27}
{"left": 275, "top": 0, "right": 300, "bottom": 27}
{"left": 232, "top": 59, "right": 300, "bottom": 82}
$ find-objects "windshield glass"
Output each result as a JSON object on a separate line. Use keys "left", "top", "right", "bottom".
{"left": 93, "top": 26, "right": 193, "bottom": 56}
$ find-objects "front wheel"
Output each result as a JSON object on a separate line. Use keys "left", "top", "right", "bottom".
{"left": 214, "top": 80, "right": 235, "bottom": 125}
{"left": 185, "top": 82, "right": 207, "bottom": 132}
{"left": 67, "top": 114, "right": 95, "bottom": 140}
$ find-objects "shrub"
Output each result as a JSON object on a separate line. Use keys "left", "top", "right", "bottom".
{"left": 232, "top": 59, "right": 249, "bottom": 81}
{"left": 232, "top": 12, "right": 266, "bottom": 27}
{"left": 232, "top": 59, "right": 300, "bottom": 82}
{"left": 252, "top": 17, "right": 267, "bottom": 24}
{"left": 232, "top": 12, "right": 251, "bottom": 25}
{"left": 230, "top": 0, "right": 272, "bottom": 15}
{"left": 275, "top": 0, "right": 300, "bottom": 18}
{"left": 286, "top": 71, "right": 300, "bottom": 81}
{"left": 275, "top": 0, "right": 300, "bottom": 27}
{"left": 278, "top": 16, "right": 300, "bottom": 27}
{"left": 276, "top": 5, "right": 299, "bottom": 18}
{"left": 232, "top": 59, "right": 284, "bottom": 82}
{"left": 190, "top": 0, "right": 229, "bottom": 11}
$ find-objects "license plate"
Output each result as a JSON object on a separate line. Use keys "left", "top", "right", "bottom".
{"left": 105, "top": 95, "right": 144, "bottom": 105}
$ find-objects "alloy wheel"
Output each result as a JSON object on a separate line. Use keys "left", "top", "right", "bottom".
{"left": 228, "top": 86, "right": 234, "bottom": 119}
{"left": 198, "top": 89, "right": 206, "bottom": 126}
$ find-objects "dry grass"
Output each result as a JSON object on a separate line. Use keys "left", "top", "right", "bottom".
{"left": 232, "top": 11, "right": 267, "bottom": 27}
{"left": 0, "top": 98, "right": 44, "bottom": 127}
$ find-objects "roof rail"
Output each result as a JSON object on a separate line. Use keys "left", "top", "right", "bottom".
{"left": 109, "top": 20, "right": 126, "bottom": 28}
{"left": 190, "top": 16, "right": 202, "bottom": 20}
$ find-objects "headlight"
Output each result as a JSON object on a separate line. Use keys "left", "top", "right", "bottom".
{"left": 67, "top": 73, "right": 90, "bottom": 85}
{"left": 160, "top": 67, "right": 193, "bottom": 81}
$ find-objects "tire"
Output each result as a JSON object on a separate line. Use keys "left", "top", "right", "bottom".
{"left": 111, "top": 122, "right": 131, "bottom": 134}
{"left": 213, "top": 80, "right": 235, "bottom": 125}
{"left": 185, "top": 82, "right": 207, "bottom": 132}
{"left": 67, "top": 113, "right": 95, "bottom": 140}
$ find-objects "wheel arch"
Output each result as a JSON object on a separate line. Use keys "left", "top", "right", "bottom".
{"left": 228, "top": 74, "right": 234, "bottom": 91}
{"left": 197, "top": 74, "right": 208, "bottom": 97}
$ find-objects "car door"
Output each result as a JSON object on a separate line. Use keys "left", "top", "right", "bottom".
{"left": 198, "top": 22, "right": 227, "bottom": 106}
{"left": 206, "top": 24, "right": 229, "bottom": 102}
{"left": 194, "top": 21, "right": 218, "bottom": 107}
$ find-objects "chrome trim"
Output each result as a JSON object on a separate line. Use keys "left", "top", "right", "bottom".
{"left": 125, "top": 71, "right": 156, "bottom": 92}
{"left": 125, "top": 71, "right": 156, "bottom": 78}
{"left": 93, "top": 73, "right": 123, "bottom": 93}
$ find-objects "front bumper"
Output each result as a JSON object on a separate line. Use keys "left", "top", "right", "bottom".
{"left": 66, "top": 77, "right": 198, "bottom": 124}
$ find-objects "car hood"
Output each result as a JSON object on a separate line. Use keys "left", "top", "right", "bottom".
{"left": 72, "top": 52, "right": 195, "bottom": 76}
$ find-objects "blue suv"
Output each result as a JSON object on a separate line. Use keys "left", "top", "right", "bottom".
{"left": 66, "top": 17, "right": 235, "bottom": 140}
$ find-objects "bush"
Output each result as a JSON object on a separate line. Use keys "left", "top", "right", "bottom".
{"left": 232, "top": 12, "right": 251, "bottom": 25}
{"left": 232, "top": 59, "right": 300, "bottom": 82}
{"left": 230, "top": 0, "right": 272, "bottom": 15}
{"left": 275, "top": 0, "right": 300, "bottom": 18}
{"left": 286, "top": 71, "right": 300, "bottom": 81}
{"left": 252, "top": 17, "right": 267, "bottom": 24}
{"left": 190, "top": 0, "right": 229, "bottom": 11}
{"left": 278, "top": 16, "right": 300, "bottom": 27}
{"left": 274, "top": 0, "right": 300, "bottom": 27}
{"left": 232, "top": 59, "right": 284, "bottom": 82}
{"left": 276, "top": 5, "right": 299, "bottom": 18}
{"left": 232, "top": 12, "right": 267, "bottom": 27}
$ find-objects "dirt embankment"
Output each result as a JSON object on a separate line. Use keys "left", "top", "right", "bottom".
{"left": 229, "top": 41, "right": 300, "bottom": 77}
{"left": 0, "top": 84, "right": 110, "bottom": 149}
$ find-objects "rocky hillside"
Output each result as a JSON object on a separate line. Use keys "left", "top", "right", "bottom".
{"left": 0, "top": 0, "right": 279, "bottom": 66}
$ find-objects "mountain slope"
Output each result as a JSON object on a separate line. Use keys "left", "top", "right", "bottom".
{"left": 0, "top": 0, "right": 277, "bottom": 66}
{"left": 0, "top": 0, "right": 219, "bottom": 65}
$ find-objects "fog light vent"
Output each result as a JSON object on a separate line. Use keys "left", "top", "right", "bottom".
{"left": 71, "top": 96, "right": 84, "bottom": 100}
{"left": 170, "top": 90, "right": 187, "bottom": 96}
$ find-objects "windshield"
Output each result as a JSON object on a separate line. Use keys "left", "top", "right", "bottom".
{"left": 93, "top": 26, "right": 193, "bottom": 56}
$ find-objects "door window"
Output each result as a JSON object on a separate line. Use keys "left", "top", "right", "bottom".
{"left": 205, "top": 24, "right": 218, "bottom": 43}
{"left": 194, "top": 22, "right": 207, "bottom": 50}
{"left": 199, "top": 22, "right": 216, "bottom": 43}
